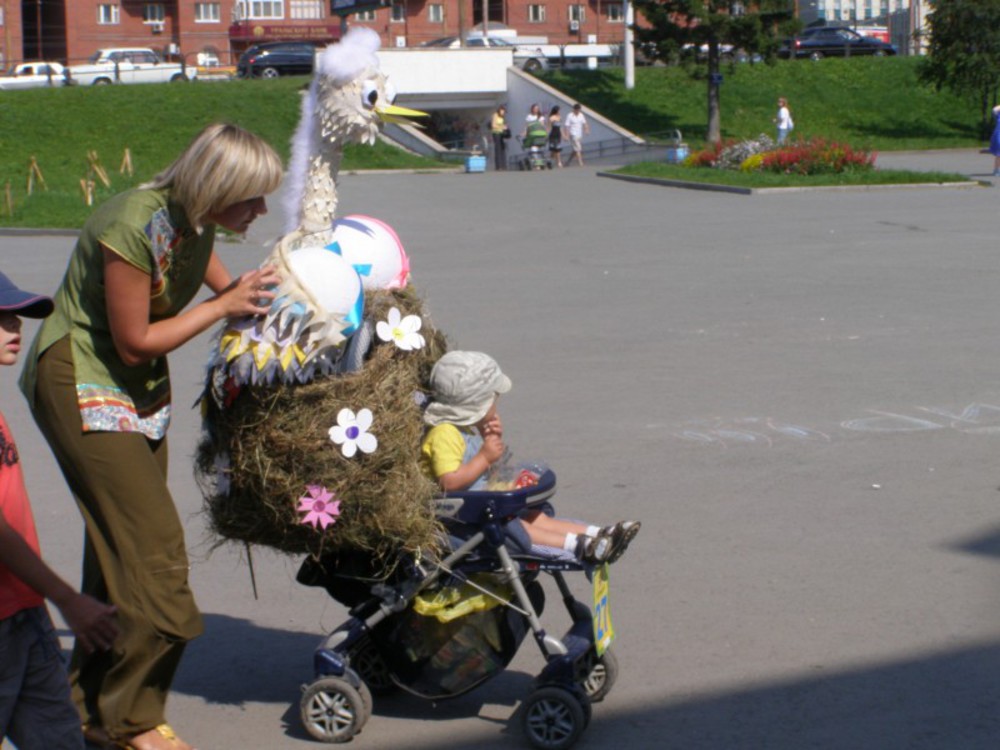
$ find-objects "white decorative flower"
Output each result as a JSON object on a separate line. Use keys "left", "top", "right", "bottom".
{"left": 328, "top": 407, "right": 378, "bottom": 458}
{"left": 375, "top": 307, "right": 425, "bottom": 351}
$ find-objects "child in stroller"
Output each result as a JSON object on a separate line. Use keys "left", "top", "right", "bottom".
{"left": 421, "top": 351, "right": 639, "bottom": 565}
{"left": 295, "top": 352, "right": 640, "bottom": 748}
{"left": 519, "top": 117, "right": 553, "bottom": 171}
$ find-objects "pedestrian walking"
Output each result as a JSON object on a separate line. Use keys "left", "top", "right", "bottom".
{"left": 566, "top": 103, "right": 590, "bottom": 166}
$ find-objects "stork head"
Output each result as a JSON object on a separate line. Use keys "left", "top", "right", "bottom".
{"left": 313, "top": 27, "right": 426, "bottom": 146}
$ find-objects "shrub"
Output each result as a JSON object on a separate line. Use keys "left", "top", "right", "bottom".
{"left": 684, "top": 142, "right": 722, "bottom": 167}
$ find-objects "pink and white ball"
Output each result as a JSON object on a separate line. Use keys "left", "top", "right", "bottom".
{"left": 328, "top": 214, "right": 410, "bottom": 290}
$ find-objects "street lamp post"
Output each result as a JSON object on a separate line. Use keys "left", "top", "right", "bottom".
{"left": 624, "top": 0, "right": 634, "bottom": 89}
{"left": 36, "top": 0, "right": 43, "bottom": 59}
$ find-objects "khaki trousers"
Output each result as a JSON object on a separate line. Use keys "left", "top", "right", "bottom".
{"left": 29, "top": 338, "right": 203, "bottom": 737}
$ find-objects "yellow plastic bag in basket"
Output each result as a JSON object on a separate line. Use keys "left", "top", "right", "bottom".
{"left": 413, "top": 575, "right": 513, "bottom": 623}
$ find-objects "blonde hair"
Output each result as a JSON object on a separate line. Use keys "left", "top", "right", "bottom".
{"left": 143, "top": 123, "right": 284, "bottom": 232}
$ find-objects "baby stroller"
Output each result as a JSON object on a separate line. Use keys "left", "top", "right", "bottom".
{"left": 296, "top": 468, "right": 620, "bottom": 749}
{"left": 518, "top": 120, "right": 553, "bottom": 171}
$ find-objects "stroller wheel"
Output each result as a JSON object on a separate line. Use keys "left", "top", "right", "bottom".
{"left": 301, "top": 676, "right": 368, "bottom": 743}
{"left": 349, "top": 637, "right": 397, "bottom": 696}
{"left": 521, "top": 686, "right": 588, "bottom": 750}
{"left": 580, "top": 647, "right": 619, "bottom": 703}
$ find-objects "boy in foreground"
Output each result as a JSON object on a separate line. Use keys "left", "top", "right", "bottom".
{"left": 0, "top": 271, "right": 120, "bottom": 750}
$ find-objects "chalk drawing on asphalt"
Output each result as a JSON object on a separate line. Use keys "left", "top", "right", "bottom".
{"left": 674, "top": 404, "right": 1000, "bottom": 446}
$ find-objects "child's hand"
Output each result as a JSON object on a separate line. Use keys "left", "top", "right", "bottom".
{"left": 481, "top": 413, "right": 503, "bottom": 439}
{"left": 480, "top": 433, "right": 505, "bottom": 464}
{"left": 56, "top": 593, "right": 120, "bottom": 654}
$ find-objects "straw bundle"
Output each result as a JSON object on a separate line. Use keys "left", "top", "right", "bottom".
{"left": 196, "top": 286, "right": 447, "bottom": 566}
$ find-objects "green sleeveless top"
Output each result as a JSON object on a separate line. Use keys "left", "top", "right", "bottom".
{"left": 19, "top": 187, "right": 216, "bottom": 439}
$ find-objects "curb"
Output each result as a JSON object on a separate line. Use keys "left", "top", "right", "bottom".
{"left": 596, "top": 171, "right": 988, "bottom": 194}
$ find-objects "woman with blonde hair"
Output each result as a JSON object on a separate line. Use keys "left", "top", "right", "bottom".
{"left": 20, "top": 123, "right": 284, "bottom": 750}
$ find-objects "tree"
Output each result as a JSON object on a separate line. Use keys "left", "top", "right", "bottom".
{"left": 632, "top": 0, "right": 798, "bottom": 144}
{"left": 919, "top": 0, "right": 1000, "bottom": 138}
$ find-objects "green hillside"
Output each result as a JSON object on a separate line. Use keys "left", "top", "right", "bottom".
{"left": 0, "top": 77, "right": 437, "bottom": 228}
{"left": 0, "top": 58, "right": 986, "bottom": 227}
{"left": 543, "top": 56, "right": 982, "bottom": 151}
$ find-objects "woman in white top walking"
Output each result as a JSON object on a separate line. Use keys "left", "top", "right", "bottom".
{"left": 775, "top": 97, "right": 794, "bottom": 145}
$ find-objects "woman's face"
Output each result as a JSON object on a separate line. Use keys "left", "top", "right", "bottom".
{"left": 209, "top": 196, "right": 268, "bottom": 234}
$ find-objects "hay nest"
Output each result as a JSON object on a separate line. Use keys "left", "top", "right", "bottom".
{"left": 196, "top": 286, "right": 447, "bottom": 567}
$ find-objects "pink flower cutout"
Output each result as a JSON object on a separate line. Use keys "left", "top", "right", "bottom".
{"left": 297, "top": 485, "right": 342, "bottom": 530}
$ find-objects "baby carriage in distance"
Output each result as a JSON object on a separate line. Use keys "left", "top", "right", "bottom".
{"left": 518, "top": 120, "right": 553, "bottom": 171}
{"left": 296, "top": 469, "right": 620, "bottom": 749}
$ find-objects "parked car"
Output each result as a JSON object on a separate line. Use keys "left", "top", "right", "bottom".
{"left": 778, "top": 27, "right": 896, "bottom": 60}
{"left": 68, "top": 48, "right": 192, "bottom": 85}
{"left": 420, "top": 36, "right": 548, "bottom": 72}
{"left": 0, "top": 61, "right": 67, "bottom": 90}
{"left": 237, "top": 42, "right": 318, "bottom": 78}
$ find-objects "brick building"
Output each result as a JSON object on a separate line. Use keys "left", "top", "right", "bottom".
{"left": 1, "top": 0, "right": 628, "bottom": 68}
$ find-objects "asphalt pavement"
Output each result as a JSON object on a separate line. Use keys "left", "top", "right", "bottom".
{"left": 5, "top": 148, "right": 1000, "bottom": 749}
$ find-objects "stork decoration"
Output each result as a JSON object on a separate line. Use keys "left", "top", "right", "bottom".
{"left": 198, "top": 27, "right": 447, "bottom": 560}
{"left": 209, "top": 27, "right": 427, "bottom": 387}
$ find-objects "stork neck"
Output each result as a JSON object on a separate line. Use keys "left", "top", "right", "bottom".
{"left": 300, "top": 145, "right": 344, "bottom": 235}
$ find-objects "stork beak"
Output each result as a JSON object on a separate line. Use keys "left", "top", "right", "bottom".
{"left": 377, "top": 102, "right": 429, "bottom": 126}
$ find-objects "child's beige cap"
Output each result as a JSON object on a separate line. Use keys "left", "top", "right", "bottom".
{"left": 424, "top": 351, "right": 512, "bottom": 427}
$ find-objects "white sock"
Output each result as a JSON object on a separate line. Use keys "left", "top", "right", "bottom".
{"left": 563, "top": 532, "right": 579, "bottom": 552}
{"left": 586, "top": 525, "right": 601, "bottom": 537}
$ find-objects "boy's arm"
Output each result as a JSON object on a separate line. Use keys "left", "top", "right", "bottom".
{"left": 438, "top": 451, "right": 493, "bottom": 492}
{"left": 0, "top": 517, "right": 119, "bottom": 653}
{"left": 437, "top": 434, "right": 505, "bottom": 492}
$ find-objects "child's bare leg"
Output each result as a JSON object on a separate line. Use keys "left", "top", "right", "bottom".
{"left": 521, "top": 510, "right": 589, "bottom": 539}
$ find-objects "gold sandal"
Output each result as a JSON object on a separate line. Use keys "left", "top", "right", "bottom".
{"left": 111, "top": 724, "right": 196, "bottom": 750}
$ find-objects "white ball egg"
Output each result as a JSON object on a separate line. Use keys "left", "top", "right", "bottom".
{"left": 286, "top": 245, "right": 363, "bottom": 320}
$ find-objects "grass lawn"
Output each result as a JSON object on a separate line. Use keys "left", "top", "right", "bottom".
{"left": 611, "top": 162, "right": 976, "bottom": 189}
{"left": 0, "top": 56, "right": 990, "bottom": 227}
{"left": 0, "top": 77, "right": 442, "bottom": 228}
{"left": 542, "top": 57, "right": 984, "bottom": 152}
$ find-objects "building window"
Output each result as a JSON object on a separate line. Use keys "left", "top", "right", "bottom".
{"left": 391, "top": 2, "right": 405, "bottom": 22}
{"left": 195, "top": 2, "right": 221, "bottom": 21}
{"left": 0, "top": 7, "right": 5, "bottom": 26}
{"left": 355, "top": 8, "right": 376, "bottom": 19}
{"left": 606, "top": 3, "right": 621, "bottom": 22}
{"left": 528, "top": 4, "right": 546, "bottom": 22}
{"left": 144, "top": 3, "right": 165, "bottom": 23}
{"left": 568, "top": 5, "right": 585, "bottom": 23}
{"left": 290, "top": 0, "right": 323, "bottom": 19}
{"left": 98, "top": 4, "right": 120, "bottom": 24}
{"left": 236, "top": 1, "right": 285, "bottom": 20}
{"left": 428, "top": 3, "right": 443, "bottom": 21}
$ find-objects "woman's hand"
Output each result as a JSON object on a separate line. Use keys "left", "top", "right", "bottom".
{"left": 214, "top": 264, "right": 281, "bottom": 318}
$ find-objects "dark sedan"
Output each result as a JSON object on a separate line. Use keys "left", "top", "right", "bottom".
{"left": 236, "top": 42, "right": 319, "bottom": 78}
{"left": 778, "top": 27, "right": 896, "bottom": 60}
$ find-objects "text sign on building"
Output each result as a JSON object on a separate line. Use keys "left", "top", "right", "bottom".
{"left": 330, "top": 0, "right": 392, "bottom": 17}
{"left": 230, "top": 24, "right": 342, "bottom": 41}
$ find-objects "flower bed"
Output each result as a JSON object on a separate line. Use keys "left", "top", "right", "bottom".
{"left": 685, "top": 136, "right": 876, "bottom": 176}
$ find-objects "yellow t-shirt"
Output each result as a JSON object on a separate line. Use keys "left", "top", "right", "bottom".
{"left": 421, "top": 423, "right": 476, "bottom": 483}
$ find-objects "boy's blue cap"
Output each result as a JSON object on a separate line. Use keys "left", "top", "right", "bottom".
{"left": 0, "top": 272, "right": 53, "bottom": 318}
